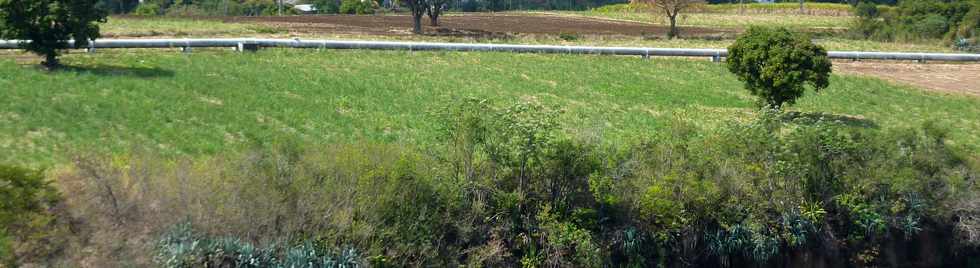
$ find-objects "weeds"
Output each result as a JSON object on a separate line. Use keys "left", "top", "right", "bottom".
{"left": 3, "top": 98, "right": 978, "bottom": 266}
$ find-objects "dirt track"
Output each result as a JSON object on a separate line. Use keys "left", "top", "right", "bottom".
{"left": 227, "top": 13, "right": 731, "bottom": 38}
{"left": 835, "top": 61, "right": 980, "bottom": 97}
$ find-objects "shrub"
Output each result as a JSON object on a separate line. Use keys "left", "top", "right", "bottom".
{"left": 726, "top": 27, "right": 832, "bottom": 109}
{"left": 131, "top": 3, "right": 162, "bottom": 16}
{"left": 340, "top": 0, "right": 373, "bottom": 14}
{"left": 558, "top": 32, "right": 580, "bottom": 41}
{"left": 854, "top": 1, "right": 880, "bottom": 18}
{"left": 0, "top": 0, "right": 108, "bottom": 68}
{"left": 312, "top": 0, "right": 341, "bottom": 14}
{"left": 904, "top": 14, "right": 951, "bottom": 39}
{"left": 0, "top": 165, "right": 66, "bottom": 266}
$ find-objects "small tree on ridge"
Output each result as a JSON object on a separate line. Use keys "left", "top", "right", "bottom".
{"left": 636, "top": 0, "right": 704, "bottom": 39}
{"left": 426, "top": 0, "right": 449, "bottom": 26}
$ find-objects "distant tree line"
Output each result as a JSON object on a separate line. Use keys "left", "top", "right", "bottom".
{"left": 850, "top": 0, "right": 979, "bottom": 51}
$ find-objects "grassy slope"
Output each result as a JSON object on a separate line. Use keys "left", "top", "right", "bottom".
{"left": 2, "top": 50, "right": 978, "bottom": 165}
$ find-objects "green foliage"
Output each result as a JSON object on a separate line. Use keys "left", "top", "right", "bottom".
{"left": 849, "top": 0, "right": 980, "bottom": 49}
{"left": 131, "top": 3, "right": 162, "bottom": 16}
{"left": 44, "top": 105, "right": 980, "bottom": 266}
{"left": 0, "top": 229, "right": 11, "bottom": 266}
{"left": 0, "top": 165, "right": 65, "bottom": 266}
{"left": 0, "top": 0, "right": 108, "bottom": 67}
{"left": 311, "top": 0, "right": 340, "bottom": 14}
{"left": 340, "top": 0, "right": 373, "bottom": 14}
{"left": 535, "top": 205, "right": 602, "bottom": 267}
{"left": 726, "top": 27, "right": 832, "bottom": 109}
{"left": 485, "top": 100, "right": 563, "bottom": 193}
{"left": 854, "top": 1, "right": 879, "bottom": 18}
{"left": 558, "top": 32, "right": 580, "bottom": 41}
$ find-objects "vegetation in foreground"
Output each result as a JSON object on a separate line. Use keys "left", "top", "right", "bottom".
{"left": 3, "top": 100, "right": 979, "bottom": 266}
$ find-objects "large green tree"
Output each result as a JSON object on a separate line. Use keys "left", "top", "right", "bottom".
{"left": 0, "top": 0, "right": 108, "bottom": 68}
{"left": 726, "top": 27, "right": 832, "bottom": 109}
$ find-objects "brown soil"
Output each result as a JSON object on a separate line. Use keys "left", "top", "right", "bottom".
{"left": 225, "top": 13, "right": 732, "bottom": 38}
{"left": 834, "top": 61, "right": 980, "bottom": 97}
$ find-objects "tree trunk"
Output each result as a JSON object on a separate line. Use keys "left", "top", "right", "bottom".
{"left": 43, "top": 53, "right": 60, "bottom": 69}
{"left": 668, "top": 14, "right": 678, "bottom": 39}
{"left": 799, "top": 0, "right": 804, "bottom": 14}
{"left": 413, "top": 14, "right": 423, "bottom": 34}
{"left": 428, "top": 5, "right": 441, "bottom": 26}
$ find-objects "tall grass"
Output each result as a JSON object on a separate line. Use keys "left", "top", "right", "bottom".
{"left": 13, "top": 106, "right": 979, "bottom": 266}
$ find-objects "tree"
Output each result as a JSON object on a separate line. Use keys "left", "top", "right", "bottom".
{"left": 0, "top": 0, "right": 108, "bottom": 68}
{"left": 426, "top": 0, "right": 448, "bottom": 26}
{"left": 403, "top": 0, "right": 427, "bottom": 34}
{"left": 636, "top": 0, "right": 704, "bottom": 39}
{"left": 725, "top": 27, "right": 832, "bottom": 109}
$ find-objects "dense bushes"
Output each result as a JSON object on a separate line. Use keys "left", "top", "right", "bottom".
{"left": 850, "top": 0, "right": 980, "bottom": 51}
{"left": 4, "top": 99, "right": 979, "bottom": 266}
{"left": 131, "top": 2, "right": 163, "bottom": 16}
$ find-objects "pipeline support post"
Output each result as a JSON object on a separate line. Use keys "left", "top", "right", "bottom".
{"left": 236, "top": 42, "right": 260, "bottom": 52}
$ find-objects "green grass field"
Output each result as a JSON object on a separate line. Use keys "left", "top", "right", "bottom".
{"left": 2, "top": 50, "right": 978, "bottom": 165}
{"left": 101, "top": 16, "right": 284, "bottom": 37}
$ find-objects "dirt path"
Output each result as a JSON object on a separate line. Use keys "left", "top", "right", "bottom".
{"left": 226, "top": 13, "right": 731, "bottom": 38}
{"left": 834, "top": 61, "right": 980, "bottom": 97}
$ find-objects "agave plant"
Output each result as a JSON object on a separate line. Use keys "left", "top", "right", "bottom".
{"left": 154, "top": 223, "right": 361, "bottom": 268}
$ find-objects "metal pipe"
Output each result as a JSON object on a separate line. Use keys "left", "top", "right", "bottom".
{"left": 2, "top": 38, "right": 980, "bottom": 62}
